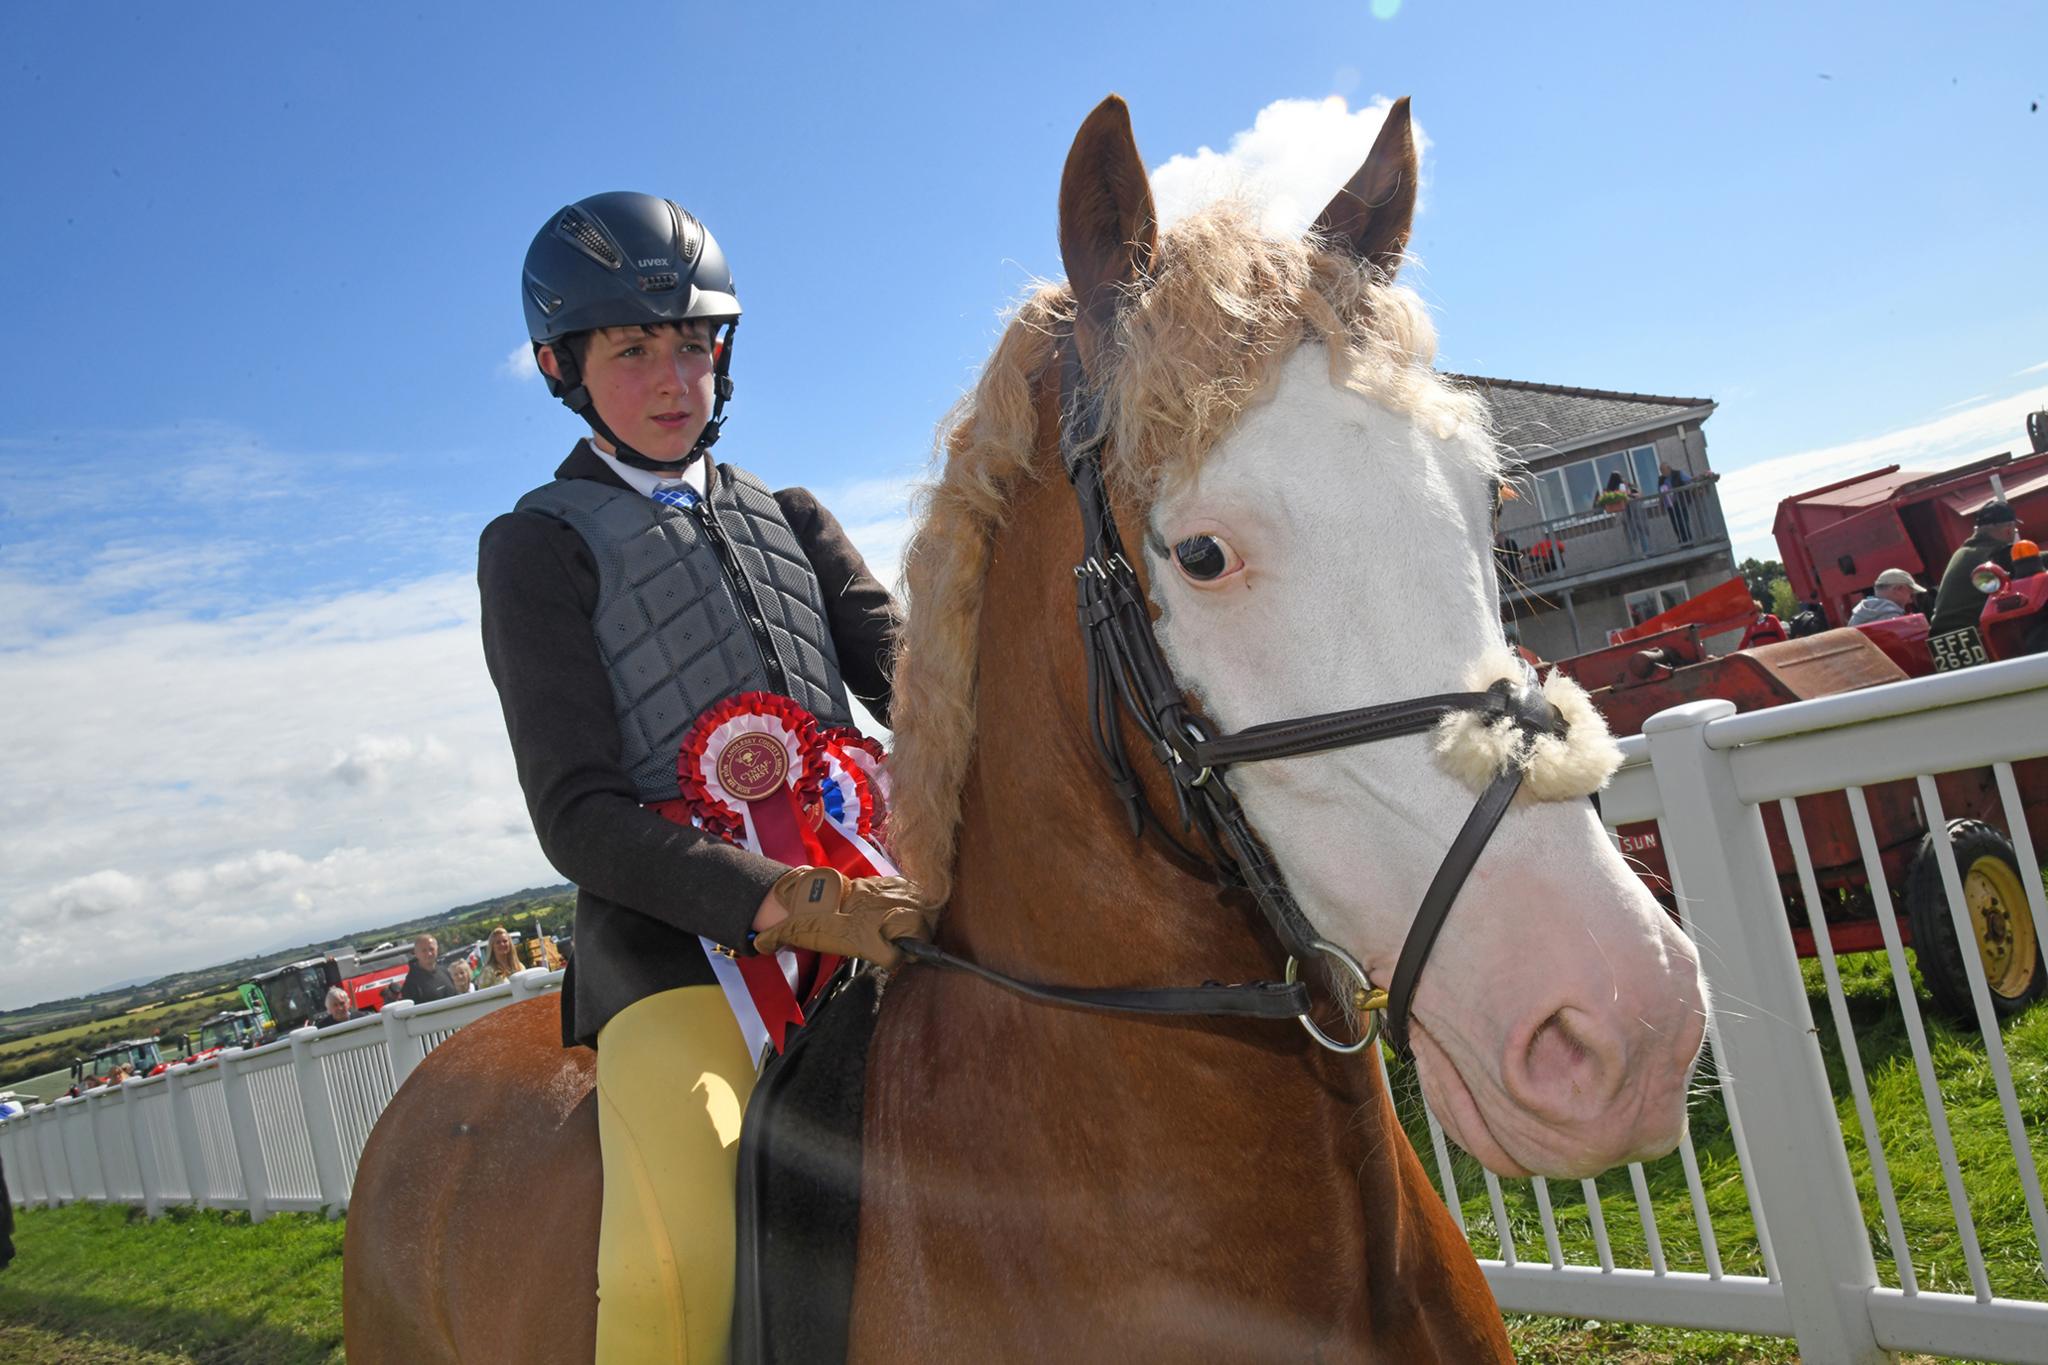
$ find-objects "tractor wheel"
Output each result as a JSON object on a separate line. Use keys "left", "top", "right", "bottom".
{"left": 1905, "top": 820, "right": 2045, "bottom": 1021}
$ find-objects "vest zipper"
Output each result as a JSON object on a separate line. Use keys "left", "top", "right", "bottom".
{"left": 691, "top": 494, "right": 790, "bottom": 695}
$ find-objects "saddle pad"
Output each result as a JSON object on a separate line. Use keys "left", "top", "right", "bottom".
{"left": 731, "top": 965, "right": 879, "bottom": 1363}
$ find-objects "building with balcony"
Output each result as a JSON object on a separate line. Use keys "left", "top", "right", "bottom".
{"left": 1460, "top": 375, "right": 1736, "bottom": 660}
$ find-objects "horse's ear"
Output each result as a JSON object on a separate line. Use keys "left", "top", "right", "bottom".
{"left": 1059, "top": 94, "right": 1158, "bottom": 357}
{"left": 1311, "top": 96, "right": 1416, "bottom": 279}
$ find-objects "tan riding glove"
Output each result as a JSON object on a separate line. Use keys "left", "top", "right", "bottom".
{"left": 753, "top": 867, "right": 937, "bottom": 971}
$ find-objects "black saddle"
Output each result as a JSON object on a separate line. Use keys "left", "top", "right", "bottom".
{"left": 731, "top": 964, "right": 879, "bottom": 1364}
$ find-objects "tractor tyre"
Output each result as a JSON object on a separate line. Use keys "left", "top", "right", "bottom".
{"left": 1905, "top": 820, "right": 2045, "bottom": 1022}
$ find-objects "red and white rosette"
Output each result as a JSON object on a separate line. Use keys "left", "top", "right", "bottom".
{"left": 650, "top": 692, "right": 898, "bottom": 1065}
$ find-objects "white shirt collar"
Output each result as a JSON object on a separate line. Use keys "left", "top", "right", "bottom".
{"left": 590, "top": 442, "right": 709, "bottom": 501}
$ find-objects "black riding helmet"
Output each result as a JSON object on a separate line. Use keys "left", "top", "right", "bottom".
{"left": 522, "top": 192, "right": 742, "bottom": 471}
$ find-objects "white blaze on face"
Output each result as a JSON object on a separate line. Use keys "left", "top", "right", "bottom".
{"left": 1147, "top": 348, "right": 1706, "bottom": 1178}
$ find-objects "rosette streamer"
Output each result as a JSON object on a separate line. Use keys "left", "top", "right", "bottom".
{"left": 650, "top": 692, "right": 898, "bottom": 1062}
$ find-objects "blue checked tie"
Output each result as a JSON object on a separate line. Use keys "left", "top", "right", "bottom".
{"left": 650, "top": 482, "right": 701, "bottom": 512}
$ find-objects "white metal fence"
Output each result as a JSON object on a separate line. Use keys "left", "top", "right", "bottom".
{"left": 1395, "top": 651, "right": 2048, "bottom": 1364}
{"left": 0, "top": 968, "right": 562, "bottom": 1221}
{"left": 5, "top": 657, "right": 2046, "bottom": 1363}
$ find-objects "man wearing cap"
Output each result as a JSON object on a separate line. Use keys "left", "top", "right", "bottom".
{"left": 1928, "top": 502, "right": 2023, "bottom": 637}
{"left": 1848, "top": 567, "right": 1927, "bottom": 625}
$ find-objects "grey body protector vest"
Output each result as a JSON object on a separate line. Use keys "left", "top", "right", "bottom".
{"left": 516, "top": 463, "right": 855, "bottom": 803}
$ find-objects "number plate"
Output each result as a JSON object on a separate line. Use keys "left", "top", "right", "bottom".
{"left": 1929, "top": 627, "right": 1988, "bottom": 672}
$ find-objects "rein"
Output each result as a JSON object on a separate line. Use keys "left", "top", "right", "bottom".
{"left": 904, "top": 326, "right": 1567, "bottom": 1055}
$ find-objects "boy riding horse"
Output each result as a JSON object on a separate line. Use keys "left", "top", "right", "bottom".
{"left": 480, "top": 192, "right": 930, "bottom": 1362}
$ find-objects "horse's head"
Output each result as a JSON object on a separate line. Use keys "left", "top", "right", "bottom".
{"left": 1050, "top": 95, "right": 1706, "bottom": 1178}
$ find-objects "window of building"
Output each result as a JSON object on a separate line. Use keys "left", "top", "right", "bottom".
{"left": 1521, "top": 443, "right": 1666, "bottom": 521}
{"left": 1624, "top": 581, "right": 1692, "bottom": 627}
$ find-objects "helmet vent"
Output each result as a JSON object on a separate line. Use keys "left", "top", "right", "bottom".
{"left": 637, "top": 272, "right": 679, "bottom": 293}
{"left": 556, "top": 209, "right": 622, "bottom": 270}
{"left": 528, "top": 282, "right": 563, "bottom": 317}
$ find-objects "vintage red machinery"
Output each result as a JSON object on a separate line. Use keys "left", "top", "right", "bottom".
{"left": 1775, "top": 414, "right": 2048, "bottom": 627}
{"left": 1543, "top": 426, "right": 2048, "bottom": 1018}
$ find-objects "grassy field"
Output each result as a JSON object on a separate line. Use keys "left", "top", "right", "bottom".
{"left": 0, "top": 1205, "right": 343, "bottom": 1364}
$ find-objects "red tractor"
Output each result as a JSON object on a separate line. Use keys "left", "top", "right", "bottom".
{"left": 1546, "top": 417, "right": 2048, "bottom": 1019}
{"left": 243, "top": 942, "right": 418, "bottom": 1033}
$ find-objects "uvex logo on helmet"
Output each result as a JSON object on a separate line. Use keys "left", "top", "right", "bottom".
{"left": 636, "top": 257, "right": 670, "bottom": 269}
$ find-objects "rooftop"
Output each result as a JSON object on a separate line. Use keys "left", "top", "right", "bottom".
{"left": 1449, "top": 374, "right": 1716, "bottom": 463}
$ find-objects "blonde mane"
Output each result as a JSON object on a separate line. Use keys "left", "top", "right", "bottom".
{"left": 887, "top": 203, "right": 1495, "bottom": 899}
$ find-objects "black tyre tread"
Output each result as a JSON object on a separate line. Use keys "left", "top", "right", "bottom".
{"left": 1904, "top": 819, "right": 2045, "bottom": 1022}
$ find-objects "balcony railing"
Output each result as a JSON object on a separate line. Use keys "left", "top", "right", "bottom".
{"left": 1495, "top": 478, "right": 1727, "bottom": 591}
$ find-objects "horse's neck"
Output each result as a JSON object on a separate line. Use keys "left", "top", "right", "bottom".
{"left": 940, "top": 471, "right": 1272, "bottom": 986}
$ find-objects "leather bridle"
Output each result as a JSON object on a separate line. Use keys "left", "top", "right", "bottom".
{"left": 900, "top": 325, "right": 1568, "bottom": 1056}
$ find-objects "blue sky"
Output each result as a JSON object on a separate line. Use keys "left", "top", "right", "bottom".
{"left": 4, "top": 0, "right": 2045, "bottom": 1006}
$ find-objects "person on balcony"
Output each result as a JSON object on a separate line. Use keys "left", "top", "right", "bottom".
{"left": 1657, "top": 461, "right": 1694, "bottom": 543}
{"left": 1598, "top": 473, "right": 1651, "bottom": 555}
{"left": 1848, "top": 568, "right": 1926, "bottom": 626}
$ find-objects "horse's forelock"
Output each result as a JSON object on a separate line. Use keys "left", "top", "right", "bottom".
{"left": 885, "top": 204, "right": 1494, "bottom": 898}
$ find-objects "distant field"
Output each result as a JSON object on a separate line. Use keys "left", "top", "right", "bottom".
{"left": 0, "top": 992, "right": 241, "bottom": 1090}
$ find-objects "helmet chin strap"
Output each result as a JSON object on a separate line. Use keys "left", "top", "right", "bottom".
{"left": 540, "top": 320, "right": 738, "bottom": 475}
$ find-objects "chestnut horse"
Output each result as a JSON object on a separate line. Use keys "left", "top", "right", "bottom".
{"left": 345, "top": 96, "right": 1707, "bottom": 1361}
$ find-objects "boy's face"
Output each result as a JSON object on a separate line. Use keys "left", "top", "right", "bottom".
{"left": 545, "top": 320, "right": 716, "bottom": 464}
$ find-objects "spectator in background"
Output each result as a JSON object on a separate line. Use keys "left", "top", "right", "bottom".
{"left": 1657, "top": 461, "right": 1694, "bottom": 543}
{"left": 474, "top": 927, "right": 524, "bottom": 990}
{"left": 1848, "top": 568, "right": 1926, "bottom": 626}
{"left": 321, "top": 985, "right": 355, "bottom": 1025}
{"left": 449, "top": 959, "right": 474, "bottom": 993}
{"left": 1599, "top": 472, "right": 1651, "bottom": 555}
{"left": 400, "top": 934, "right": 457, "bottom": 1004}
{"left": 1740, "top": 598, "right": 1789, "bottom": 649}
{"left": 1930, "top": 502, "right": 2024, "bottom": 636}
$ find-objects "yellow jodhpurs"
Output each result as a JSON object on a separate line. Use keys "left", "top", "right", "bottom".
{"left": 595, "top": 985, "right": 758, "bottom": 1365}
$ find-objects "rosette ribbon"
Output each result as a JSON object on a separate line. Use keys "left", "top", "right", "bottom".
{"left": 650, "top": 692, "right": 899, "bottom": 1063}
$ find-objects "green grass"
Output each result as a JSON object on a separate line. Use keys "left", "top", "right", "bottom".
{"left": 0, "top": 1205, "right": 343, "bottom": 1364}
{"left": 1391, "top": 949, "right": 2048, "bottom": 1363}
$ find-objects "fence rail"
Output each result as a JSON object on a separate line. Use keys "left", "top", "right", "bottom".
{"left": 6, "top": 656, "right": 2047, "bottom": 1363}
{"left": 0, "top": 969, "right": 562, "bottom": 1221}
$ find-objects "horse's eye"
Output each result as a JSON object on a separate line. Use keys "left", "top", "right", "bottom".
{"left": 1172, "top": 534, "right": 1240, "bottom": 583}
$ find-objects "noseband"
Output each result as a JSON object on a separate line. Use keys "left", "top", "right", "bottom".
{"left": 901, "top": 326, "right": 1569, "bottom": 1056}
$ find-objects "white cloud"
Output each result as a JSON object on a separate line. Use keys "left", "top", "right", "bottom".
{"left": 1149, "top": 95, "right": 1429, "bottom": 239}
{"left": 2020, "top": 359, "right": 2048, "bottom": 377}
{"left": 1718, "top": 383, "right": 2048, "bottom": 560}
{"left": 500, "top": 343, "right": 540, "bottom": 381}
{"left": 0, "top": 496, "right": 915, "bottom": 1006}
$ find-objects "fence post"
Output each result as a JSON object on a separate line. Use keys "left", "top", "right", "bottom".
{"left": 48, "top": 1105, "right": 74, "bottom": 1207}
{"left": 15, "top": 1120, "right": 40, "bottom": 1208}
{"left": 122, "top": 1078, "right": 162, "bottom": 1218}
{"left": 61, "top": 1095, "right": 104, "bottom": 1203}
{"left": 165, "top": 1064, "right": 210, "bottom": 1209}
{"left": 289, "top": 1027, "right": 350, "bottom": 1217}
{"left": 216, "top": 1049, "right": 271, "bottom": 1224}
{"left": 508, "top": 968, "right": 543, "bottom": 1001}
{"left": 380, "top": 999, "right": 426, "bottom": 1090}
{"left": 1644, "top": 699, "right": 1886, "bottom": 1364}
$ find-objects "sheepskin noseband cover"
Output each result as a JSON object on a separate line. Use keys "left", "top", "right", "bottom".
{"left": 1432, "top": 646, "right": 1621, "bottom": 802}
